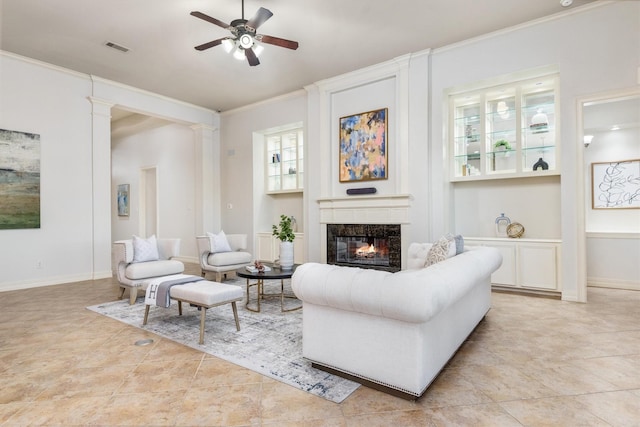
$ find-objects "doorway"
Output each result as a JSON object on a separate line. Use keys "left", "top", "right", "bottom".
{"left": 579, "top": 88, "right": 640, "bottom": 295}
{"left": 140, "top": 167, "right": 158, "bottom": 237}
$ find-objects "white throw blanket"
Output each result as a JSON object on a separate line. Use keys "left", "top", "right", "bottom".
{"left": 144, "top": 274, "right": 202, "bottom": 308}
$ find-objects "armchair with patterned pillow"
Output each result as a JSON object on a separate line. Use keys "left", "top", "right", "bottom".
{"left": 112, "top": 235, "right": 185, "bottom": 304}
{"left": 196, "top": 231, "right": 252, "bottom": 282}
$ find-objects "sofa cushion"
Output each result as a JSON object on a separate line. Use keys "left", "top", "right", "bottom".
{"left": 132, "top": 235, "right": 159, "bottom": 263}
{"left": 125, "top": 259, "right": 184, "bottom": 280}
{"left": 406, "top": 243, "right": 432, "bottom": 269}
{"left": 207, "top": 251, "right": 252, "bottom": 267}
{"left": 207, "top": 230, "right": 232, "bottom": 253}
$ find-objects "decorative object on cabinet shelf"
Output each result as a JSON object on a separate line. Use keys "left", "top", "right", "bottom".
{"left": 507, "top": 222, "right": 525, "bottom": 238}
{"left": 533, "top": 157, "right": 549, "bottom": 171}
{"left": 339, "top": 108, "right": 388, "bottom": 182}
{"left": 495, "top": 213, "right": 511, "bottom": 237}
{"left": 272, "top": 214, "right": 295, "bottom": 270}
{"left": 530, "top": 109, "right": 549, "bottom": 134}
{"left": 494, "top": 139, "right": 512, "bottom": 151}
{"left": 272, "top": 153, "right": 280, "bottom": 163}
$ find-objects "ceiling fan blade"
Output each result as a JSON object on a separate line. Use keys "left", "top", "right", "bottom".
{"left": 194, "top": 38, "right": 225, "bottom": 51}
{"left": 258, "top": 34, "right": 299, "bottom": 50}
{"left": 245, "top": 48, "right": 260, "bottom": 66}
{"left": 246, "top": 7, "right": 273, "bottom": 31}
{"left": 190, "top": 11, "right": 231, "bottom": 30}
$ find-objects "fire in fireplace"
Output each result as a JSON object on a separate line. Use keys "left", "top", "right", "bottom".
{"left": 327, "top": 224, "right": 401, "bottom": 272}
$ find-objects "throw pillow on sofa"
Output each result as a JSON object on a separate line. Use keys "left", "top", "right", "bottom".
{"left": 425, "top": 236, "right": 451, "bottom": 266}
{"left": 132, "top": 234, "right": 159, "bottom": 263}
{"left": 207, "top": 230, "right": 232, "bottom": 253}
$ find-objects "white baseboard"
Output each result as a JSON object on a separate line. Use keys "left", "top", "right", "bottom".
{"left": 0, "top": 273, "right": 97, "bottom": 293}
{"left": 588, "top": 277, "right": 640, "bottom": 291}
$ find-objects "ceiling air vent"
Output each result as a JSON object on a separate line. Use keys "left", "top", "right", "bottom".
{"left": 105, "top": 41, "right": 130, "bottom": 53}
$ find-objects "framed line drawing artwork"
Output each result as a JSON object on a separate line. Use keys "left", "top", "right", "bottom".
{"left": 591, "top": 159, "right": 640, "bottom": 209}
{"left": 117, "top": 184, "right": 130, "bottom": 216}
{"left": 339, "top": 108, "right": 388, "bottom": 182}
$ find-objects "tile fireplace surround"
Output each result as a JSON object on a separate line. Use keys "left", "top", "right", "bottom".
{"left": 327, "top": 223, "right": 401, "bottom": 272}
{"left": 318, "top": 194, "right": 412, "bottom": 270}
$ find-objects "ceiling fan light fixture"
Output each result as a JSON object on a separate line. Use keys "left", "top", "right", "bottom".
{"left": 222, "top": 38, "right": 234, "bottom": 53}
{"left": 239, "top": 33, "right": 254, "bottom": 49}
{"left": 253, "top": 43, "right": 264, "bottom": 57}
{"left": 233, "top": 47, "right": 246, "bottom": 60}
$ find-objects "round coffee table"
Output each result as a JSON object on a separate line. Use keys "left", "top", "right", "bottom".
{"left": 236, "top": 264, "right": 301, "bottom": 312}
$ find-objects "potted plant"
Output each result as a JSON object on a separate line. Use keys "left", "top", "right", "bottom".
{"left": 494, "top": 139, "right": 512, "bottom": 151}
{"left": 272, "top": 214, "right": 295, "bottom": 270}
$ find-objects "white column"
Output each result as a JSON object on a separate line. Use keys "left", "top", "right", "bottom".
{"left": 88, "top": 96, "right": 115, "bottom": 279}
{"left": 191, "top": 123, "right": 219, "bottom": 235}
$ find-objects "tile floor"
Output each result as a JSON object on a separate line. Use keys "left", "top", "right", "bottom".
{"left": 1, "top": 264, "right": 639, "bottom": 426}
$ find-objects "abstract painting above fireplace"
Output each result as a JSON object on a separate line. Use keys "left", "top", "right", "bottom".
{"left": 327, "top": 224, "right": 401, "bottom": 272}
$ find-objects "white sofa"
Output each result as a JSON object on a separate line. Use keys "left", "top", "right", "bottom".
{"left": 291, "top": 243, "right": 502, "bottom": 400}
{"left": 112, "top": 238, "right": 185, "bottom": 304}
{"left": 196, "top": 234, "right": 252, "bottom": 282}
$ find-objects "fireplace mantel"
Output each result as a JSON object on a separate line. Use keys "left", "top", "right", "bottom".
{"left": 317, "top": 194, "right": 412, "bottom": 224}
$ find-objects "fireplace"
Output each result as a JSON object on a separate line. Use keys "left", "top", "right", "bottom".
{"left": 327, "top": 224, "right": 401, "bottom": 272}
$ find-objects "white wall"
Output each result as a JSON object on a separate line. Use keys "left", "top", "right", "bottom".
{"left": 0, "top": 54, "right": 94, "bottom": 290}
{"left": 430, "top": 1, "right": 640, "bottom": 300}
{"left": 111, "top": 123, "right": 199, "bottom": 260}
{"left": 0, "top": 51, "right": 218, "bottom": 291}
{"left": 220, "top": 92, "right": 307, "bottom": 256}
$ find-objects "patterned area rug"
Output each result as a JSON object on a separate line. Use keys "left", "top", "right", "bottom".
{"left": 87, "top": 278, "right": 359, "bottom": 403}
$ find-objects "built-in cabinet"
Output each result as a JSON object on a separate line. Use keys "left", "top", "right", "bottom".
{"left": 450, "top": 74, "right": 559, "bottom": 181}
{"left": 266, "top": 129, "right": 304, "bottom": 193}
{"left": 256, "top": 232, "right": 305, "bottom": 264}
{"left": 465, "top": 237, "right": 561, "bottom": 295}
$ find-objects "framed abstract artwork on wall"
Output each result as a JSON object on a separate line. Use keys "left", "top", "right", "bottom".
{"left": 591, "top": 159, "right": 640, "bottom": 209}
{"left": 0, "top": 128, "right": 41, "bottom": 229}
{"left": 339, "top": 108, "right": 388, "bottom": 182}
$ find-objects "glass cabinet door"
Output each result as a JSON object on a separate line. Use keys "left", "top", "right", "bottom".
{"left": 485, "top": 89, "right": 516, "bottom": 175}
{"left": 521, "top": 80, "right": 556, "bottom": 173}
{"left": 453, "top": 95, "right": 482, "bottom": 178}
{"left": 265, "top": 128, "right": 304, "bottom": 193}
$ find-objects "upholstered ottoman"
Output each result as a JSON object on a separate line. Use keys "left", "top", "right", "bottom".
{"left": 143, "top": 281, "right": 244, "bottom": 344}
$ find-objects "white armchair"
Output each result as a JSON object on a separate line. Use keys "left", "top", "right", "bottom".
{"left": 112, "top": 238, "right": 185, "bottom": 304}
{"left": 196, "top": 234, "right": 252, "bottom": 282}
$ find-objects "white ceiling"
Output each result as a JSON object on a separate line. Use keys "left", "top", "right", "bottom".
{"left": 1, "top": 0, "right": 598, "bottom": 112}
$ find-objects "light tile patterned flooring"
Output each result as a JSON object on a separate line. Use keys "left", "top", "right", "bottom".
{"left": 1, "top": 263, "right": 639, "bottom": 426}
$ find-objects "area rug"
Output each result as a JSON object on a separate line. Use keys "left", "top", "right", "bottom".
{"left": 87, "top": 279, "right": 359, "bottom": 403}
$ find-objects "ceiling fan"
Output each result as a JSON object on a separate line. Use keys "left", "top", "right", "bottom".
{"left": 190, "top": 0, "right": 299, "bottom": 66}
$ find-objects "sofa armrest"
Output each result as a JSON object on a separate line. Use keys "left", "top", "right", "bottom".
{"left": 112, "top": 240, "right": 134, "bottom": 265}
{"left": 112, "top": 240, "right": 133, "bottom": 284}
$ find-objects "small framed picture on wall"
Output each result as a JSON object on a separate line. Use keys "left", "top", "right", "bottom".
{"left": 117, "top": 184, "right": 130, "bottom": 216}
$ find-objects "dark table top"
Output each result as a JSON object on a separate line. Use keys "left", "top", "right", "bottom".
{"left": 236, "top": 264, "right": 299, "bottom": 280}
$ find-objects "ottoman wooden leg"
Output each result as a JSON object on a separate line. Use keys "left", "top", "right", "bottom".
{"left": 199, "top": 307, "right": 207, "bottom": 345}
{"left": 143, "top": 305, "right": 150, "bottom": 325}
{"left": 231, "top": 301, "right": 240, "bottom": 331}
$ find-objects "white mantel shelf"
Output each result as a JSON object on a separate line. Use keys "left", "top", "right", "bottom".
{"left": 317, "top": 194, "right": 413, "bottom": 224}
